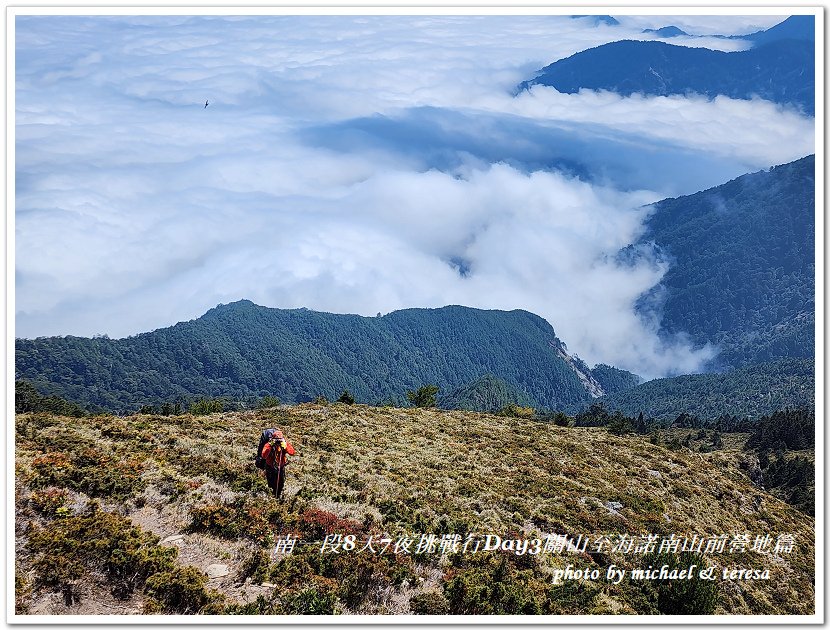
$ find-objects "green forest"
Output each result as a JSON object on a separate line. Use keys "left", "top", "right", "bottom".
{"left": 15, "top": 303, "right": 594, "bottom": 414}
{"left": 631, "top": 155, "right": 814, "bottom": 370}
{"left": 599, "top": 358, "right": 814, "bottom": 422}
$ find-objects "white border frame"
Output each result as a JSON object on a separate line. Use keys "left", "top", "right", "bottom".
{"left": 5, "top": 4, "right": 824, "bottom": 626}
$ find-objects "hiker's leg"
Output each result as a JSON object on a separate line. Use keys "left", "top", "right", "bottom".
{"left": 276, "top": 465, "right": 286, "bottom": 498}
{"left": 265, "top": 468, "right": 278, "bottom": 495}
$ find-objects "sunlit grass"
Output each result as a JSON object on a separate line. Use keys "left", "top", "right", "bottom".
{"left": 14, "top": 404, "right": 815, "bottom": 615}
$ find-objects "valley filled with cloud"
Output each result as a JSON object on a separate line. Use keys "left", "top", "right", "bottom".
{"left": 15, "top": 14, "right": 813, "bottom": 378}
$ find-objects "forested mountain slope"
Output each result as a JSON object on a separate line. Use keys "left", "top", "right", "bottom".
{"left": 519, "top": 24, "right": 814, "bottom": 115}
{"left": 15, "top": 302, "right": 596, "bottom": 413}
{"left": 631, "top": 155, "right": 814, "bottom": 370}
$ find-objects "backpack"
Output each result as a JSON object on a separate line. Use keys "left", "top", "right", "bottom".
{"left": 255, "top": 428, "right": 281, "bottom": 469}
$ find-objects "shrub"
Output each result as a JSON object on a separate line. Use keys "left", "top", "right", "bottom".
{"left": 638, "top": 551, "right": 718, "bottom": 614}
{"left": 573, "top": 402, "right": 611, "bottom": 427}
{"left": 281, "top": 583, "right": 338, "bottom": 614}
{"left": 542, "top": 578, "right": 596, "bottom": 614}
{"left": 15, "top": 566, "right": 31, "bottom": 614}
{"left": 337, "top": 390, "right": 355, "bottom": 405}
{"left": 550, "top": 412, "right": 572, "bottom": 427}
{"left": 410, "top": 591, "right": 450, "bottom": 614}
{"left": 257, "top": 396, "right": 281, "bottom": 409}
{"left": 30, "top": 448, "right": 145, "bottom": 500}
{"left": 606, "top": 412, "right": 635, "bottom": 436}
{"left": 190, "top": 503, "right": 241, "bottom": 539}
{"left": 666, "top": 437, "right": 682, "bottom": 451}
{"left": 26, "top": 502, "right": 179, "bottom": 602}
{"left": 498, "top": 404, "right": 536, "bottom": 419}
{"left": 189, "top": 398, "right": 224, "bottom": 415}
{"left": 238, "top": 549, "right": 274, "bottom": 585}
{"left": 443, "top": 555, "right": 542, "bottom": 614}
{"left": 28, "top": 487, "right": 69, "bottom": 515}
{"left": 295, "top": 508, "right": 363, "bottom": 541}
{"left": 190, "top": 500, "right": 291, "bottom": 545}
{"left": 144, "top": 566, "right": 219, "bottom": 614}
{"left": 159, "top": 401, "right": 183, "bottom": 416}
{"left": 223, "top": 594, "right": 279, "bottom": 615}
{"left": 307, "top": 548, "right": 414, "bottom": 611}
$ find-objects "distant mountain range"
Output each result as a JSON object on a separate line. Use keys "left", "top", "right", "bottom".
{"left": 15, "top": 302, "right": 606, "bottom": 414}
{"left": 519, "top": 16, "right": 815, "bottom": 115}
{"left": 642, "top": 16, "right": 814, "bottom": 43}
{"left": 642, "top": 26, "right": 688, "bottom": 38}
{"left": 570, "top": 15, "right": 619, "bottom": 26}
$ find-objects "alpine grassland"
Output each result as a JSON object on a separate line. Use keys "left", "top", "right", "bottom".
{"left": 14, "top": 403, "right": 814, "bottom": 616}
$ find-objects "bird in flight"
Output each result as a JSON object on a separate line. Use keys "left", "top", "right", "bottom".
{"left": 204, "top": 100, "right": 209, "bottom": 109}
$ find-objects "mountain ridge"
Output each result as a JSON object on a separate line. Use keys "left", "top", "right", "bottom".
{"left": 519, "top": 25, "right": 815, "bottom": 115}
{"left": 15, "top": 302, "right": 600, "bottom": 414}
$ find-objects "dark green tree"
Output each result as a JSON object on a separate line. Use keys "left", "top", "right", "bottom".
{"left": 256, "top": 395, "right": 281, "bottom": 409}
{"left": 15, "top": 380, "right": 86, "bottom": 417}
{"left": 407, "top": 385, "right": 439, "bottom": 408}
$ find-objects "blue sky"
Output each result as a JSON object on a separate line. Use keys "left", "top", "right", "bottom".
{"left": 14, "top": 14, "right": 814, "bottom": 377}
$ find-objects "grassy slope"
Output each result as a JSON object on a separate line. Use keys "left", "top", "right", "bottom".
{"left": 15, "top": 404, "right": 814, "bottom": 615}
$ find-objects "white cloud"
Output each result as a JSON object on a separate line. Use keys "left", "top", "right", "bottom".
{"left": 503, "top": 88, "right": 814, "bottom": 170}
{"left": 14, "top": 14, "right": 814, "bottom": 379}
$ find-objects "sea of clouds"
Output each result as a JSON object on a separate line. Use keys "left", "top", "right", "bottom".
{"left": 15, "top": 14, "right": 814, "bottom": 378}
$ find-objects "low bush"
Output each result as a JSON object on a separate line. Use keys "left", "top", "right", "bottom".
{"left": 281, "top": 581, "right": 338, "bottom": 614}
{"left": 190, "top": 399, "right": 224, "bottom": 415}
{"left": 189, "top": 503, "right": 242, "bottom": 539}
{"left": 28, "top": 487, "right": 69, "bottom": 515}
{"left": 257, "top": 396, "right": 281, "bottom": 409}
{"left": 237, "top": 548, "right": 274, "bottom": 585}
{"left": 144, "top": 566, "right": 222, "bottom": 614}
{"left": 27, "top": 502, "right": 179, "bottom": 602}
{"left": 190, "top": 499, "right": 291, "bottom": 545}
{"left": 637, "top": 551, "right": 718, "bottom": 614}
{"left": 30, "top": 448, "right": 145, "bottom": 500}
{"left": 223, "top": 594, "right": 279, "bottom": 615}
{"left": 410, "top": 590, "right": 450, "bottom": 614}
{"left": 295, "top": 508, "right": 363, "bottom": 541}
{"left": 407, "top": 385, "right": 439, "bottom": 408}
{"left": 498, "top": 404, "right": 536, "bottom": 419}
{"left": 443, "top": 554, "right": 543, "bottom": 614}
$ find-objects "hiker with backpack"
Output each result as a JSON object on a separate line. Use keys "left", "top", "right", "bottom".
{"left": 255, "top": 428, "right": 296, "bottom": 499}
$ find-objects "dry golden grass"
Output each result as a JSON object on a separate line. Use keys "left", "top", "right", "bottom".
{"left": 14, "top": 404, "right": 815, "bottom": 616}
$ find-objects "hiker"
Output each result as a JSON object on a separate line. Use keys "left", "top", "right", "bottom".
{"left": 257, "top": 428, "right": 295, "bottom": 498}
